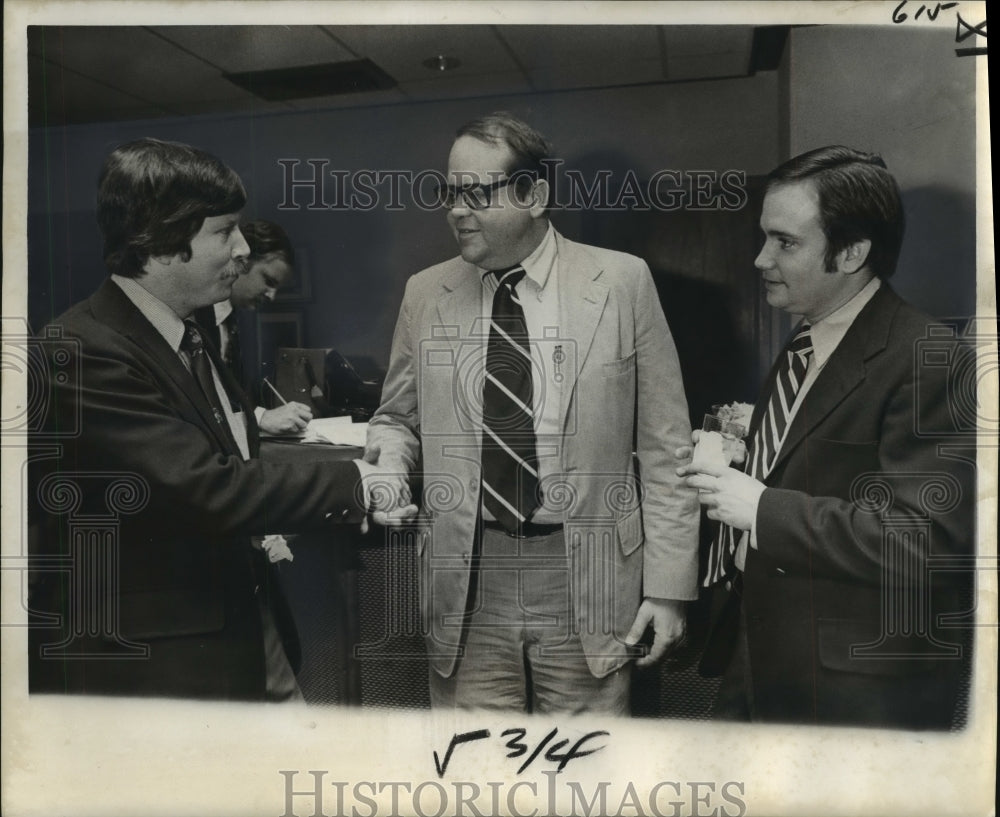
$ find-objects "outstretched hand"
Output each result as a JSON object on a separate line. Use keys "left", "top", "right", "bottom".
{"left": 356, "top": 447, "right": 417, "bottom": 533}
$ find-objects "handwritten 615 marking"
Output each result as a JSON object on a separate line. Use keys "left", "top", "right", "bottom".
{"left": 433, "top": 728, "right": 609, "bottom": 778}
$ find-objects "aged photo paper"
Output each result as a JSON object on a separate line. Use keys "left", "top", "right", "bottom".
{"left": 3, "top": 2, "right": 996, "bottom": 815}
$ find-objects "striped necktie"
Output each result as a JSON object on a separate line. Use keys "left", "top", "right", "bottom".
{"left": 703, "top": 323, "right": 813, "bottom": 586}
{"left": 481, "top": 265, "right": 540, "bottom": 533}
{"left": 748, "top": 323, "right": 814, "bottom": 480}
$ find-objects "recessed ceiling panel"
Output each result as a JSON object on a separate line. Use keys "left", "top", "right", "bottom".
{"left": 152, "top": 26, "right": 355, "bottom": 73}
{"left": 329, "top": 25, "right": 518, "bottom": 84}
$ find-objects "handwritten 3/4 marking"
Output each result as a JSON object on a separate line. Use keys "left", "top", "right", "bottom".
{"left": 433, "top": 728, "right": 609, "bottom": 778}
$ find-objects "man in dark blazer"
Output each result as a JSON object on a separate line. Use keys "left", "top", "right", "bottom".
{"left": 680, "top": 146, "right": 974, "bottom": 729}
{"left": 28, "top": 138, "right": 409, "bottom": 701}
{"left": 193, "top": 219, "right": 312, "bottom": 436}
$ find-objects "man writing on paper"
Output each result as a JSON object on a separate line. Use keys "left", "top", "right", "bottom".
{"left": 679, "top": 146, "right": 974, "bottom": 729}
{"left": 28, "top": 137, "right": 412, "bottom": 701}
{"left": 193, "top": 219, "right": 312, "bottom": 436}
{"left": 367, "top": 113, "right": 699, "bottom": 714}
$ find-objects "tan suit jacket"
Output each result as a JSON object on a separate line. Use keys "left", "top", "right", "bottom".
{"left": 368, "top": 230, "right": 699, "bottom": 677}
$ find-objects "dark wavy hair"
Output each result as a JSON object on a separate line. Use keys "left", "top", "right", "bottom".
{"left": 97, "top": 138, "right": 247, "bottom": 278}
{"left": 455, "top": 112, "right": 554, "bottom": 205}
{"left": 766, "top": 145, "right": 905, "bottom": 279}
{"left": 241, "top": 220, "right": 295, "bottom": 266}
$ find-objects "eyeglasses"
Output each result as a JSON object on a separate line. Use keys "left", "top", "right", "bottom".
{"left": 435, "top": 177, "right": 516, "bottom": 211}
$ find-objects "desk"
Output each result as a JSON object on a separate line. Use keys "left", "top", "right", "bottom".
{"left": 260, "top": 440, "right": 431, "bottom": 709}
{"left": 261, "top": 440, "right": 367, "bottom": 704}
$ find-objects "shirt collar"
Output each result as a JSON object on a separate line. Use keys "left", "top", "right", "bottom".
{"left": 213, "top": 299, "right": 234, "bottom": 325}
{"left": 809, "top": 276, "right": 882, "bottom": 368}
{"left": 481, "top": 222, "right": 557, "bottom": 297}
{"left": 110, "top": 274, "right": 187, "bottom": 353}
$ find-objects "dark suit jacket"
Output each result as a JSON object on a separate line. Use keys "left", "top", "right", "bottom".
{"left": 29, "top": 278, "right": 363, "bottom": 700}
{"left": 722, "top": 285, "right": 974, "bottom": 729}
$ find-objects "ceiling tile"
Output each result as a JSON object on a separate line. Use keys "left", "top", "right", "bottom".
{"left": 151, "top": 26, "right": 355, "bottom": 73}
{"left": 666, "top": 54, "right": 749, "bottom": 81}
{"left": 30, "top": 27, "right": 263, "bottom": 107}
{"left": 399, "top": 71, "right": 532, "bottom": 102}
{"left": 527, "top": 58, "right": 665, "bottom": 92}
{"left": 328, "top": 25, "right": 518, "bottom": 84}
{"left": 29, "top": 53, "right": 171, "bottom": 126}
{"left": 283, "top": 87, "right": 409, "bottom": 111}
{"left": 498, "top": 26, "right": 663, "bottom": 91}
{"left": 169, "top": 97, "right": 298, "bottom": 117}
{"left": 25, "top": 24, "right": 770, "bottom": 128}
{"left": 661, "top": 26, "right": 753, "bottom": 79}
{"left": 500, "top": 26, "right": 660, "bottom": 69}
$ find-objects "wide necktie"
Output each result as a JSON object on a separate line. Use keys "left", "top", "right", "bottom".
{"left": 703, "top": 323, "right": 814, "bottom": 586}
{"left": 481, "top": 266, "right": 540, "bottom": 533}
{"left": 181, "top": 319, "right": 241, "bottom": 452}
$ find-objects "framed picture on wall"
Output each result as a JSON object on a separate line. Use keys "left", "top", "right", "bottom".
{"left": 274, "top": 246, "right": 312, "bottom": 303}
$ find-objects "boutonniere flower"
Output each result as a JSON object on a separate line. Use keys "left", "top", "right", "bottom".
{"left": 261, "top": 534, "right": 294, "bottom": 563}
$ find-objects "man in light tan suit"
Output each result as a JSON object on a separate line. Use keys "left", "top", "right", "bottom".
{"left": 367, "top": 113, "right": 698, "bottom": 714}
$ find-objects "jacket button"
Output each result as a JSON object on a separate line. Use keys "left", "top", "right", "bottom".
{"left": 468, "top": 478, "right": 478, "bottom": 493}
{"left": 462, "top": 551, "right": 471, "bottom": 563}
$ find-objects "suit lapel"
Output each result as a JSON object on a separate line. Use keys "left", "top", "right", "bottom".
{"left": 435, "top": 259, "right": 484, "bottom": 348}
{"left": 766, "top": 285, "right": 900, "bottom": 477}
{"left": 555, "top": 234, "right": 609, "bottom": 429}
{"left": 431, "top": 234, "right": 610, "bottom": 439}
{"left": 433, "top": 260, "right": 487, "bottom": 446}
{"left": 89, "top": 279, "right": 245, "bottom": 456}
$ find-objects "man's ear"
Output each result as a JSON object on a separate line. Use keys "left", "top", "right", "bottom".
{"left": 527, "top": 178, "right": 549, "bottom": 219}
{"left": 838, "top": 238, "right": 872, "bottom": 275}
{"left": 147, "top": 252, "right": 175, "bottom": 268}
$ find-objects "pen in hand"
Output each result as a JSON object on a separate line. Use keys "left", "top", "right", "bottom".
{"left": 262, "top": 377, "right": 288, "bottom": 406}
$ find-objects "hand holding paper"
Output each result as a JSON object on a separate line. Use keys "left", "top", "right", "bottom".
{"left": 676, "top": 458, "right": 764, "bottom": 531}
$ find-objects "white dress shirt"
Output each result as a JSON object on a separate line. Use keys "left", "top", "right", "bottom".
{"left": 111, "top": 275, "right": 251, "bottom": 460}
{"left": 740, "top": 276, "right": 883, "bottom": 565}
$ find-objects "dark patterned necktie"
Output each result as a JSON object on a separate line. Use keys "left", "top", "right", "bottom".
{"left": 181, "top": 319, "right": 239, "bottom": 451}
{"left": 704, "top": 323, "right": 813, "bottom": 586}
{"left": 481, "top": 266, "right": 539, "bottom": 533}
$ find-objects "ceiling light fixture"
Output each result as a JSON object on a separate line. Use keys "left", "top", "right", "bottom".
{"left": 422, "top": 55, "right": 460, "bottom": 72}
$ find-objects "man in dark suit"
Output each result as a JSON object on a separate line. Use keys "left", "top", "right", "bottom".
{"left": 28, "top": 138, "right": 410, "bottom": 701}
{"left": 193, "top": 219, "right": 312, "bottom": 436}
{"left": 680, "top": 146, "right": 974, "bottom": 729}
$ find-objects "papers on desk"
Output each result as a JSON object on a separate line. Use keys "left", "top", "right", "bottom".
{"left": 300, "top": 416, "right": 369, "bottom": 447}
